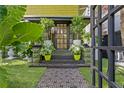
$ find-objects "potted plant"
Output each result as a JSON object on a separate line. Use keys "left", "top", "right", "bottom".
{"left": 73, "top": 46, "right": 81, "bottom": 61}
{"left": 40, "top": 18, "right": 55, "bottom": 59}
{"left": 40, "top": 47, "right": 52, "bottom": 61}
{"left": 69, "top": 44, "right": 83, "bottom": 61}
{"left": 40, "top": 41, "right": 55, "bottom": 61}
{"left": 71, "top": 16, "right": 89, "bottom": 45}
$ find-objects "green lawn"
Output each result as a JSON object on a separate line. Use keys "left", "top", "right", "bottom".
{"left": 80, "top": 58, "right": 124, "bottom": 88}
{"left": 0, "top": 59, "right": 46, "bottom": 88}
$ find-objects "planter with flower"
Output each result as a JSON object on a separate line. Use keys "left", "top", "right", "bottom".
{"left": 40, "top": 41, "right": 55, "bottom": 61}
{"left": 40, "top": 47, "right": 52, "bottom": 61}
{"left": 69, "top": 44, "right": 83, "bottom": 61}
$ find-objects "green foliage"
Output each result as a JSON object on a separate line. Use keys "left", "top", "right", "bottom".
{"left": 0, "top": 5, "right": 7, "bottom": 22}
{"left": 0, "top": 6, "right": 46, "bottom": 88}
{"left": 12, "top": 22, "right": 44, "bottom": 42}
{"left": 71, "top": 16, "right": 83, "bottom": 33}
{"left": 69, "top": 44, "right": 83, "bottom": 55}
{"left": 40, "top": 18, "right": 55, "bottom": 32}
{"left": 71, "top": 16, "right": 89, "bottom": 39}
{"left": 40, "top": 47, "right": 53, "bottom": 55}
{"left": 40, "top": 41, "right": 55, "bottom": 55}
{"left": 81, "top": 30, "right": 91, "bottom": 44}
{"left": 0, "top": 6, "right": 26, "bottom": 48}
{"left": 12, "top": 42, "right": 33, "bottom": 57}
{"left": 0, "top": 6, "right": 44, "bottom": 48}
{"left": 40, "top": 18, "right": 54, "bottom": 40}
{"left": 6, "top": 5, "right": 26, "bottom": 26}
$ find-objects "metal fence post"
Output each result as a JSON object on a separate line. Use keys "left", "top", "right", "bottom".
{"left": 91, "top": 6, "right": 96, "bottom": 86}
{"left": 98, "top": 5, "right": 103, "bottom": 88}
{"left": 108, "top": 5, "right": 115, "bottom": 88}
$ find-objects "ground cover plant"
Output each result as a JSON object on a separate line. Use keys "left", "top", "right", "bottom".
{"left": 0, "top": 60, "right": 46, "bottom": 88}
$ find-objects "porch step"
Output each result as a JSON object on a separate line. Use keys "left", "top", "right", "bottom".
{"left": 40, "top": 59, "right": 84, "bottom": 64}
{"left": 30, "top": 63, "right": 90, "bottom": 68}
{"left": 36, "top": 49, "right": 85, "bottom": 67}
{"left": 52, "top": 55, "right": 73, "bottom": 60}
{"left": 53, "top": 50, "right": 72, "bottom": 56}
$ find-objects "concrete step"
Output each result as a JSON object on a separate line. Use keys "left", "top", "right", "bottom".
{"left": 52, "top": 55, "right": 73, "bottom": 60}
{"left": 40, "top": 59, "right": 84, "bottom": 64}
{"left": 53, "top": 50, "right": 72, "bottom": 56}
{"left": 37, "top": 49, "right": 85, "bottom": 68}
{"left": 30, "top": 63, "right": 90, "bottom": 68}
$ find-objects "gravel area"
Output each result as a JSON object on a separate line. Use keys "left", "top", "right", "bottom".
{"left": 37, "top": 68, "right": 89, "bottom": 88}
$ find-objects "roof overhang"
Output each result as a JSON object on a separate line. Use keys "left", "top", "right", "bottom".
{"left": 24, "top": 15, "right": 73, "bottom": 21}
{"left": 24, "top": 15, "right": 90, "bottom": 22}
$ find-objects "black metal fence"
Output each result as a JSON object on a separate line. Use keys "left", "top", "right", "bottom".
{"left": 90, "top": 5, "right": 124, "bottom": 88}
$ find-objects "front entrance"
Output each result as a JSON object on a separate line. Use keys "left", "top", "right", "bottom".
{"left": 55, "top": 24, "right": 68, "bottom": 49}
{"left": 50, "top": 21, "right": 73, "bottom": 50}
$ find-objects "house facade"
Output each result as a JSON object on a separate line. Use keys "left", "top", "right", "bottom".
{"left": 24, "top": 5, "right": 87, "bottom": 49}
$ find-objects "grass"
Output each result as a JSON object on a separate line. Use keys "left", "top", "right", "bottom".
{"left": 80, "top": 67, "right": 92, "bottom": 84}
{"left": 0, "top": 59, "right": 46, "bottom": 88}
{"left": 80, "top": 48, "right": 124, "bottom": 88}
{"left": 80, "top": 59, "right": 109, "bottom": 88}
{"left": 115, "top": 66, "right": 124, "bottom": 87}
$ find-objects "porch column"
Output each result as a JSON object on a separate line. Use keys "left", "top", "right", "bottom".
{"left": 67, "top": 24, "right": 70, "bottom": 49}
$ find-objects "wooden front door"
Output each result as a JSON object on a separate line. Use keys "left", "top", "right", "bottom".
{"left": 55, "top": 24, "right": 68, "bottom": 49}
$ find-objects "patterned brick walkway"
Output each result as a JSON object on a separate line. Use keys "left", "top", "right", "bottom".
{"left": 37, "top": 68, "right": 89, "bottom": 88}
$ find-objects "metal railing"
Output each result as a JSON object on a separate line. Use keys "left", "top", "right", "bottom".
{"left": 90, "top": 5, "right": 124, "bottom": 88}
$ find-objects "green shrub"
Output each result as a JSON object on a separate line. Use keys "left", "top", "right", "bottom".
{"left": 71, "top": 16, "right": 89, "bottom": 39}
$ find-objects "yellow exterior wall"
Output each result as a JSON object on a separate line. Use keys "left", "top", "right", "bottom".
{"left": 25, "top": 5, "right": 79, "bottom": 17}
